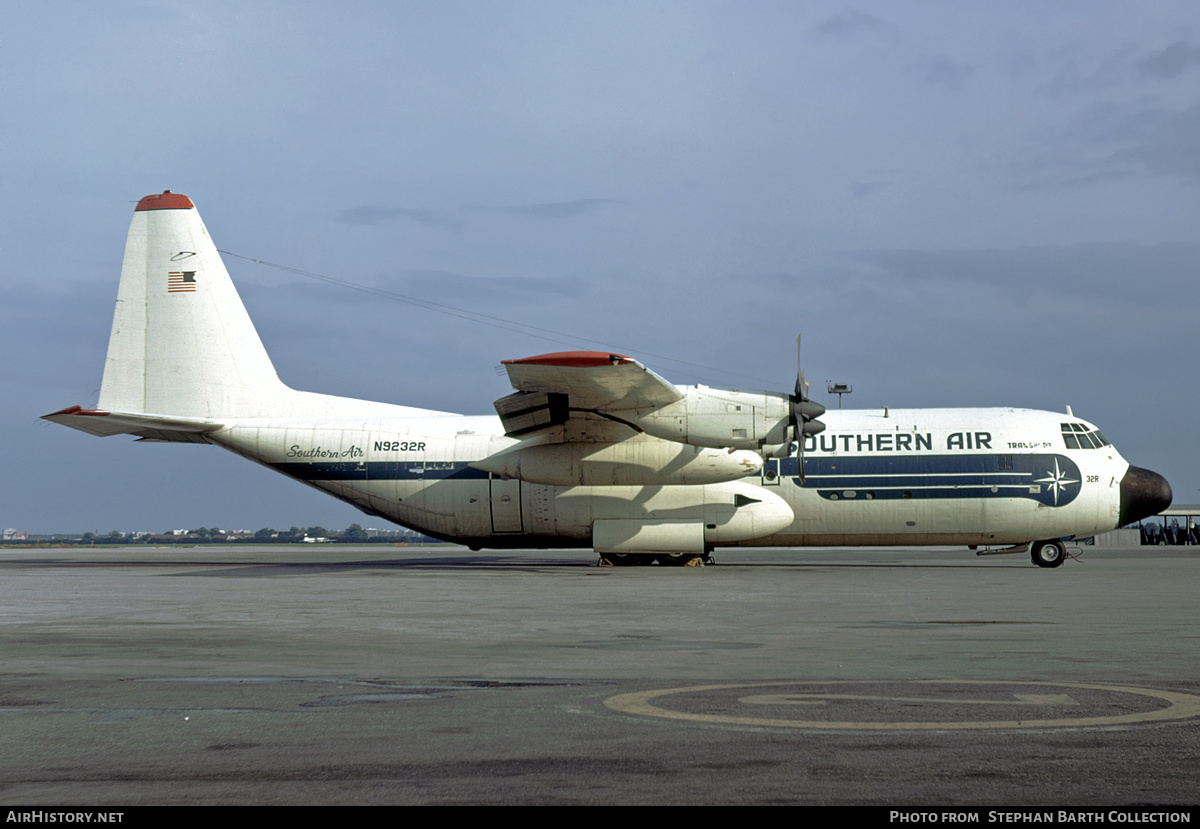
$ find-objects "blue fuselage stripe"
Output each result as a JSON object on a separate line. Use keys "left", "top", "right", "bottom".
{"left": 270, "top": 452, "right": 1084, "bottom": 507}
{"left": 268, "top": 461, "right": 488, "bottom": 481}
{"left": 780, "top": 453, "right": 1082, "bottom": 506}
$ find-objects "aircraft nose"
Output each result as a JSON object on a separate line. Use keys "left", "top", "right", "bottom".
{"left": 1118, "top": 465, "right": 1173, "bottom": 527}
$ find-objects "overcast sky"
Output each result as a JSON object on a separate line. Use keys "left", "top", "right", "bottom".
{"left": 5, "top": 2, "right": 1198, "bottom": 533}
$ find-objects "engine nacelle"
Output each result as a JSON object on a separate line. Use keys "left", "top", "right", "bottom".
{"left": 630, "top": 386, "right": 792, "bottom": 450}
{"left": 587, "top": 481, "right": 796, "bottom": 552}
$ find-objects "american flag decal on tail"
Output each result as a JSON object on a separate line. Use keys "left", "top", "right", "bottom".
{"left": 167, "top": 271, "right": 196, "bottom": 292}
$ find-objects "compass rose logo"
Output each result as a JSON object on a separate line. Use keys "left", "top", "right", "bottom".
{"left": 1036, "top": 458, "right": 1081, "bottom": 505}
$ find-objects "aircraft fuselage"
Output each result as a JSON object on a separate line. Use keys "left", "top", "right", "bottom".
{"left": 208, "top": 404, "right": 1151, "bottom": 550}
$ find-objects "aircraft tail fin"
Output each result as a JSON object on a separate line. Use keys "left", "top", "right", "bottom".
{"left": 97, "top": 191, "right": 288, "bottom": 418}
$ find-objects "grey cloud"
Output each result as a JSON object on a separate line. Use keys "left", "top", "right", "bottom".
{"left": 1063, "top": 103, "right": 1200, "bottom": 183}
{"left": 1050, "top": 168, "right": 1138, "bottom": 189}
{"left": 400, "top": 270, "right": 587, "bottom": 301}
{"left": 850, "top": 180, "right": 884, "bottom": 198}
{"left": 1027, "top": 102, "right": 1200, "bottom": 188}
{"left": 241, "top": 269, "right": 587, "bottom": 326}
{"left": 814, "top": 8, "right": 886, "bottom": 39}
{"left": 465, "top": 199, "right": 623, "bottom": 220}
{"left": 850, "top": 243, "right": 1200, "bottom": 306}
{"left": 1109, "top": 105, "right": 1200, "bottom": 180}
{"left": 1038, "top": 48, "right": 1136, "bottom": 97}
{"left": 1138, "top": 41, "right": 1200, "bottom": 79}
{"left": 337, "top": 205, "right": 463, "bottom": 230}
{"left": 335, "top": 199, "right": 622, "bottom": 229}
{"left": 2, "top": 281, "right": 111, "bottom": 395}
{"left": 911, "top": 55, "right": 974, "bottom": 91}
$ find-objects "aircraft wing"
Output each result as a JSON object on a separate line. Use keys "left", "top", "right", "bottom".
{"left": 42, "top": 405, "right": 222, "bottom": 443}
{"left": 482, "top": 350, "right": 776, "bottom": 486}
{"left": 495, "top": 351, "right": 682, "bottom": 437}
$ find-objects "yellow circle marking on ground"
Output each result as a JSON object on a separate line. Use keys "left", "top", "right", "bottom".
{"left": 603, "top": 680, "right": 1200, "bottom": 730}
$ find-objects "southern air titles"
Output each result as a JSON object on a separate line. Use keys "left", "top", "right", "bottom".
{"left": 803, "top": 432, "right": 993, "bottom": 453}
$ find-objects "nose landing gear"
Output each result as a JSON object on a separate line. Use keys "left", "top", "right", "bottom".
{"left": 1030, "top": 539, "right": 1067, "bottom": 568}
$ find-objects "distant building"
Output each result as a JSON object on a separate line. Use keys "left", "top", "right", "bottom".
{"left": 3, "top": 529, "right": 28, "bottom": 540}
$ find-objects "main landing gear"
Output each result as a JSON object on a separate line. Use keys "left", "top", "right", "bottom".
{"left": 1030, "top": 539, "right": 1067, "bottom": 568}
{"left": 597, "top": 552, "right": 715, "bottom": 567}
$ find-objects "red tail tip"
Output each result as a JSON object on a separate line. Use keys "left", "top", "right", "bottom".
{"left": 135, "top": 191, "right": 194, "bottom": 211}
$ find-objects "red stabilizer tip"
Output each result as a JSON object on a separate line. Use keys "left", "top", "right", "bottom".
{"left": 44, "top": 405, "right": 109, "bottom": 417}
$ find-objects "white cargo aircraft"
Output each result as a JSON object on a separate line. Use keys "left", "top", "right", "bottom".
{"left": 45, "top": 192, "right": 1173, "bottom": 567}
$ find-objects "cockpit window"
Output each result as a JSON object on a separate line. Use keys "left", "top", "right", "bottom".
{"left": 1061, "top": 423, "right": 1108, "bottom": 450}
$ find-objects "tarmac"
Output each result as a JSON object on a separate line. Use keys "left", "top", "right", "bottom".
{"left": 1, "top": 543, "right": 1197, "bottom": 806}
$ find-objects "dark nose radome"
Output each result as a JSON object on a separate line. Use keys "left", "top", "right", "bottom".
{"left": 1119, "top": 465, "right": 1173, "bottom": 527}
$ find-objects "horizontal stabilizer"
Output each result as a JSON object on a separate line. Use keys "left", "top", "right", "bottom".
{"left": 42, "top": 405, "right": 221, "bottom": 443}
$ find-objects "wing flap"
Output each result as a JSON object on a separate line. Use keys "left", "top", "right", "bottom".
{"left": 493, "top": 391, "right": 571, "bottom": 437}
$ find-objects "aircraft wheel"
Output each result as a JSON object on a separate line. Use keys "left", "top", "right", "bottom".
{"left": 1030, "top": 539, "right": 1066, "bottom": 568}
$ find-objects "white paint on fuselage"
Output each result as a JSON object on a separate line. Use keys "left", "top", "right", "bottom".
{"left": 208, "top": 404, "right": 1128, "bottom": 549}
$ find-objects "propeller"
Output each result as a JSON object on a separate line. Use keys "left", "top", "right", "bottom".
{"left": 789, "top": 334, "right": 826, "bottom": 484}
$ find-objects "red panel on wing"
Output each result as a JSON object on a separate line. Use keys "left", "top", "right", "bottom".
{"left": 502, "top": 350, "right": 631, "bottom": 367}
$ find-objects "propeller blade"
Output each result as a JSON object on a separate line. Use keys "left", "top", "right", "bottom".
{"left": 788, "top": 333, "right": 826, "bottom": 485}
{"left": 795, "top": 334, "right": 803, "bottom": 398}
